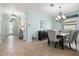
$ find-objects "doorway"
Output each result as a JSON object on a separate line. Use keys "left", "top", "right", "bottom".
{"left": 8, "top": 14, "right": 20, "bottom": 39}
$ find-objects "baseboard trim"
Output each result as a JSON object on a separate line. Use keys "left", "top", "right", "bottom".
{"left": 0, "top": 40, "right": 2, "bottom": 44}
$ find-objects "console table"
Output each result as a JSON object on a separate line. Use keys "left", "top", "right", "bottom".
{"left": 38, "top": 30, "right": 48, "bottom": 41}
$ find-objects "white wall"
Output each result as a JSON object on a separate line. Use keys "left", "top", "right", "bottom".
{"left": 0, "top": 15, "right": 2, "bottom": 43}
{"left": 25, "top": 10, "right": 53, "bottom": 41}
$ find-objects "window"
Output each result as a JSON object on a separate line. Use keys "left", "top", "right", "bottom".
{"left": 64, "top": 19, "right": 77, "bottom": 30}
{"left": 64, "top": 24, "right": 76, "bottom": 30}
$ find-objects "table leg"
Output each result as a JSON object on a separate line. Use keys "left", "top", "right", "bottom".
{"left": 48, "top": 38, "right": 50, "bottom": 46}
{"left": 61, "top": 38, "right": 64, "bottom": 49}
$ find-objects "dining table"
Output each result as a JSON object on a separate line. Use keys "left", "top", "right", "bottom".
{"left": 57, "top": 33, "right": 69, "bottom": 49}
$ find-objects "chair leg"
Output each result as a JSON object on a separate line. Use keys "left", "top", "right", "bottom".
{"left": 55, "top": 42, "right": 57, "bottom": 48}
{"left": 69, "top": 42, "right": 71, "bottom": 49}
{"left": 69, "top": 40, "right": 77, "bottom": 49}
{"left": 75, "top": 40, "right": 77, "bottom": 49}
{"left": 75, "top": 40, "right": 77, "bottom": 46}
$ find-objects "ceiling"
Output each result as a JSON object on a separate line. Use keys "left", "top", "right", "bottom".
{"left": 0, "top": 3, "right": 79, "bottom": 17}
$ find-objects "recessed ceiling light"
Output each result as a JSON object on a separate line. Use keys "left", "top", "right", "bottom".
{"left": 49, "top": 4, "right": 55, "bottom": 7}
{"left": 59, "top": 6, "right": 62, "bottom": 8}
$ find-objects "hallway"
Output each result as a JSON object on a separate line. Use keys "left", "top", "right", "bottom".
{"left": 0, "top": 35, "right": 79, "bottom": 56}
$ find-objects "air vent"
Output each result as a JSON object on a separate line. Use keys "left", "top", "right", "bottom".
{"left": 49, "top": 4, "right": 55, "bottom": 7}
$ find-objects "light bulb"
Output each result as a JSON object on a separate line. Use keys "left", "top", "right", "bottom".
{"left": 57, "top": 15, "right": 61, "bottom": 19}
{"left": 56, "top": 18, "right": 59, "bottom": 20}
{"left": 62, "top": 15, "right": 66, "bottom": 19}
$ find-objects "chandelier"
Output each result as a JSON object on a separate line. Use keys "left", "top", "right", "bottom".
{"left": 56, "top": 6, "right": 66, "bottom": 23}
{"left": 9, "top": 14, "right": 16, "bottom": 22}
